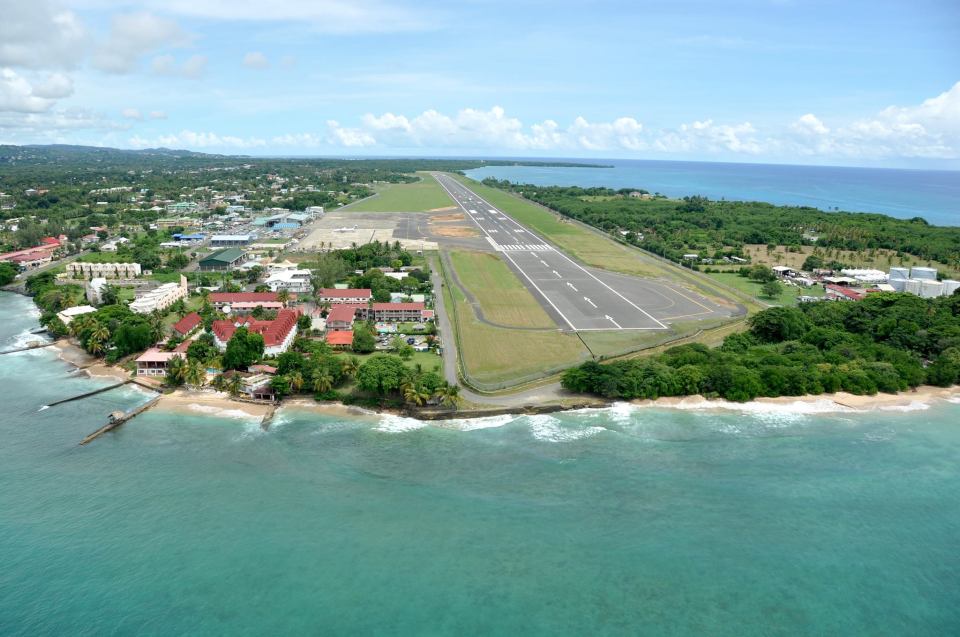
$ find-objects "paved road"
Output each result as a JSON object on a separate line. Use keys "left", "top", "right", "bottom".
{"left": 433, "top": 173, "right": 668, "bottom": 332}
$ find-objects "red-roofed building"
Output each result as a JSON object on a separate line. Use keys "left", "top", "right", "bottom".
{"left": 825, "top": 284, "right": 864, "bottom": 302}
{"left": 325, "top": 331, "right": 354, "bottom": 349}
{"left": 317, "top": 288, "right": 372, "bottom": 304}
{"left": 0, "top": 244, "right": 58, "bottom": 269}
{"left": 172, "top": 312, "right": 202, "bottom": 336}
{"left": 212, "top": 308, "right": 300, "bottom": 355}
{"left": 208, "top": 292, "right": 281, "bottom": 311}
{"left": 326, "top": 304, "right": 360, "bottom": 331}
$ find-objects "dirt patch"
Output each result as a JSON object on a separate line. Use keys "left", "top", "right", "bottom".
{"left": 431, "top": 213, "right": 465, "bottom": 222}
{"left": 432, "top": 226, "right": 479, "bottom": 238}
{"left": 428, "top": 206, "right": 459, "bottom": 213}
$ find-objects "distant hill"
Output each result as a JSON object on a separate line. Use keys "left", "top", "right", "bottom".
{"left": 0, "top": 144, "right": 235, "bottom": 167}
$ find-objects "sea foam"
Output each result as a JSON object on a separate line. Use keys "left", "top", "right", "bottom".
{"left": 375, "top": 414, "right": 429, "bottom": 433}
{"left": 526, "top": 414, "right": 606, "bottom": 443}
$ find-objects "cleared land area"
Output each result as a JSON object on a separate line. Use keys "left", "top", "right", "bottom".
{"left": 707, "top": 272, "right": 825, "bottom": 306}
{"left": 347, "top": 173, "right": 455, "bottom": 213}
{"left": 441, "top": 268, "right": 590, "bottom": 388}
{"left": 448, "top": 250, "right": 555, "bottom": 328}
{"left": 736, "top": 244, "right": 959, "bottom": 278}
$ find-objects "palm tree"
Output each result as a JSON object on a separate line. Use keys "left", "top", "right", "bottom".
{"left": 288, "top": 370, "right": 304, "bottom": 394}
{"left": 90, "top": 320, "right": 110, "bottom": 344}
{"left": 86, "top": 334, "right": 105, "bottom": 356}
{"left": 435, "top": 383, "right": 462, "bottom": 410}
{"left": 184, "top": 358, "right": 206, "bottom": 388}
{"left": 69, "top": 315, "right": 93, "bottom": 338}
{"left": 148, "top": 311, "right": 165, "bottom": 343}
{"left": 340, "top": 356, "right": 360, "bottom": 378}
{"left": 312, "top": 370, "right": 334, "bottom": 394}
{"left": 211, "top": 373, "right": 228, "bottom": 392}
{"left": 227, "top": 373, "right": 243, "bottom": 397}
{"left": 402, "top": 382, "right": 430, "bottom": 407}
{"left": 165, "top": 356, "right": 186, "bottom": 386}
{"left": 277, "top": 289, "right": 290, "bottom": 306}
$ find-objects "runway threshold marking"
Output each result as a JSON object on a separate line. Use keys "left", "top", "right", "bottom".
{"left": 435, "top": 174, "right": 579, "bottom": 331}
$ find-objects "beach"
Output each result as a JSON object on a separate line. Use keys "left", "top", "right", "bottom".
{"left": 631, "top": 385, "right": 960, "bottom": 414}
{"left": 46, "top": 334, "right": 960, "bottom": 420}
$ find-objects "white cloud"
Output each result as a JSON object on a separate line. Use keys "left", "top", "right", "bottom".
{"left": 325, "top": 120, "right": 377, "bottom": 147}
{"left": 654, "top": 119, "right": 764, "bottom": 155}
{"left": 0, "top": 107, "right": 129, "bottom": 146}
{"left": 149, "top": 110, "right": 167, "bottom": 119}
{"left": 129, "top": 129, "right": 267, "bottom": 149}
{"left": 788, "top": 82, "right": 960, "bottom": 159}
{"left": 121, "top": 108, "right": 142, "bottom": 120}
{"left": 0, "top": 1, "right": 87, "bottom": 69}
{"left": 327, "top": 106, "right": 646, "bottom": 152}
{"left": 93, "top": 12, "right": 192, "bottom": 74}
{"left": 151, "top": 54, "right": 207, "bottom": 78}
{"left": 242, "top": 52, "right": 269, "bottom": 70}
{"left": 0, "top": 69, "right": 55, "bottom": 113}
{"left": 30, "top": 73, "right": 74, "bottom": 99}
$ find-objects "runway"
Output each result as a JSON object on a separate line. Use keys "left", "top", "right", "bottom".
{"left": 433, "top": 173, "right": 672, "bottom": 331}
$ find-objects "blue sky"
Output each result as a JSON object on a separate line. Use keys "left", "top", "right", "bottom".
{"left": 1, "top": 0, "right": 958, "bottom": 167}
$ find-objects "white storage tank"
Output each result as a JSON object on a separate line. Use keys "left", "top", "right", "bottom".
{"left": 889, "top": 278, "right": 907, "bottom": 292}
{"left": 905, "top": 279, "right": 922, "bottom": 295}
{"left": 889, "top": 267, "right": 910, "bottom": 280}
{"left": 910, "top": 266, "right": 938, "bottom": 281}
{"left": 920, "top": 280, "right": 944, "bottom": 298}
{"left": 942, "top": 280, "right": 960, "bottom": 296}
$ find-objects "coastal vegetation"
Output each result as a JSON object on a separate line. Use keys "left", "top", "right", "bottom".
{"left": 562, "top": 292, "right": 960, "bottom": 401}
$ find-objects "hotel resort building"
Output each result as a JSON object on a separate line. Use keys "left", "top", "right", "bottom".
{"left": 207, "top": 292, "right": 283, "bottom": 312}
{"left": 67, "top": 261, "right": 142, "bottom": 279}
{"left": 129, "top": 276, "right": 189, "bottom": 314}
{"left": 212, "top": 308, "right": 300, "bottom": 356}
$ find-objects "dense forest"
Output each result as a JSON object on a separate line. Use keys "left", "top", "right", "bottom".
{"left": 563, "top": 292, "right": 960, "bottom": 401}
{"left": 482, "top": 179, "right": 960, "bottom": 270}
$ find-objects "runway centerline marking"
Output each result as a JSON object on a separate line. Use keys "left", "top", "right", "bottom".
{"left": 433, "top": 173, "right": 669, "bottom": 330}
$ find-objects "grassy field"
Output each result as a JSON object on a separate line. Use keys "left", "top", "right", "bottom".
{"left": 448, "top": 250, "right": 555, "bottom": 328}
{"left": 346, "top": 173, "right": 455, "bottom": 213}
{"left": 334, "top": 350, "right": 443, "bottom": 374}
{"left": 441, "top": 271, "right": 590, "bottom": 388}
{"left": 707, "top": 272, "right": 823, "bottom": 306}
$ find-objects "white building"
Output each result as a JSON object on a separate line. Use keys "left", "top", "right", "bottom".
{"left": 265, "top": 269, "right": 313, "bottom": 294}
{"left": 86, "top": 277, "right": 108, "bottom": 304}
{"left": 56, "top": 305, "right": 97, "bottom": 325}
{"left": 129, "top": 275, "right": 188, "bottom": 314}
{"left": 67, "top": 261, "right": 142, "bottom": 279}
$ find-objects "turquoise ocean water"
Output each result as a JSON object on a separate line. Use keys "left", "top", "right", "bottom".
{"left": 465, "top": 160, "right": 960, "bottom": 226}
{"left": 2, "top": 290, "right": 959, "bottom": 635}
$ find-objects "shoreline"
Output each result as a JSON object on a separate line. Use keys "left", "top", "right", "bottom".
{"left": 628, "top": 385, "right": 960, "bottom": 414}
{"left": 45, "top": 337, "right": 960, "bottom": 421}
